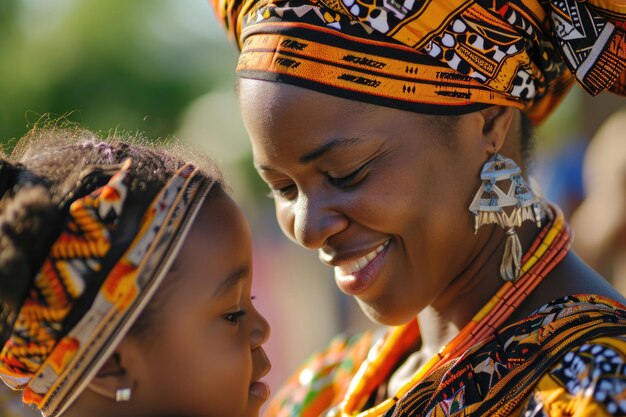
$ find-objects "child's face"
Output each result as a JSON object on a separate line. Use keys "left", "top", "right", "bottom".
{"left": 128, "top": 190, "right": 271, "bottom": 417}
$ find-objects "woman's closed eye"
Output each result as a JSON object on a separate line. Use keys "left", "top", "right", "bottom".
{"left": 266, "top": 161, "right": 371, "bottom": 200}
{"left": 326, "top": 163, "right": 369, "bottom": 189}
{"left": 269, "top": 184, "right": 297, "bottom": 200}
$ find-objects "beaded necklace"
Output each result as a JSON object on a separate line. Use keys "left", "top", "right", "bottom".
{"left": 331, "top": 207, "right": 572, "bottom": 417}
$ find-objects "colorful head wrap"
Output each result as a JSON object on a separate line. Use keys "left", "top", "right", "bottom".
{"left": 0, "top": 159, "right": 214, "bottom": 416}
{"left": 213, "top": 0, "right": 626, "bottom": 123}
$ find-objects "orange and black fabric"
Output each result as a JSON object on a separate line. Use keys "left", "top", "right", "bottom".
{"left": 265, "top": 295, "right": 626, "bottom": 417}
{"left": 0, "top": 160, "right": 214, "bottom": 417}
{"left": 212, "top": 0, "right": 626, "bottom": 123}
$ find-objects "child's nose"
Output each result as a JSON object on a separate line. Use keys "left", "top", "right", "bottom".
{"left": 251, "top": 309, "right": 270, "bottom": 348}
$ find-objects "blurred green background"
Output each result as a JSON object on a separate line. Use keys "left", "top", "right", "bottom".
{"left": 0, "top": 0, "right": 236, "bottom": 144}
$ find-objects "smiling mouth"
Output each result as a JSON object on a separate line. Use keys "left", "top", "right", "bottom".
{"left": 336, "top": 240, "right": 390, "bottom": 277}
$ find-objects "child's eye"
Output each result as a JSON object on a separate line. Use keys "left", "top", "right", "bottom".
{"left": 224, "top": 310, "right": 246, "bottom": 325}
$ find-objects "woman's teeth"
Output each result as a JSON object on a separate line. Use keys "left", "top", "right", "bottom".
{"left": 337, "top": 241, "right": 388, "bottom": 276}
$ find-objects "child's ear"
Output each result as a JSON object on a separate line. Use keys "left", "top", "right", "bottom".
{"left": 87, "top": 341, "right": 138, "bottom": 402}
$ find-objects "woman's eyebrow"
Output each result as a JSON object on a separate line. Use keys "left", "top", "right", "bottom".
{"left": 254, "top": 137, "right": 363, "bottom": 172}
{"left": 212, "top": 265, "right": 249, "bottom": 299}
{"left": 299, "top": 137, "right": 362, "bottom": 164}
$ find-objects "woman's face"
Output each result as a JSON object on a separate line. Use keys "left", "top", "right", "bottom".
{"left": 239, "top": 79, "right": 495, "bottom": 325}
{"left": 126, "top": 190, "right": 271, "bottom": 417}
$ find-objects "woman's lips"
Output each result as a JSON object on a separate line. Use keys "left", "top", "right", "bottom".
{"left": 334, "top": 240, "right": 390, "bottom": 295}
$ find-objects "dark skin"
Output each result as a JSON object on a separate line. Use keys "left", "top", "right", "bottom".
{"left": 64, "top": 190, "right": 271, "bottom": 417}
{"left": 237, "top": 79, "right": 625, "bottom": 387}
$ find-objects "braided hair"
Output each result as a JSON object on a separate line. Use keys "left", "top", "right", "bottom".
{"left": 0, "top": 126, "right": 224, "bottom": 346}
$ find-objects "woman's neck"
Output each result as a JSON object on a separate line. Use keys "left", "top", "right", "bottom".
{"left": 416, "top": 220, "right": 540, "bottom": 356}
{"left": 415, "top": 217, "right": 626, "bottom": 357}
{"left": 390, "top": 214, "right": 626, "bottom": 396}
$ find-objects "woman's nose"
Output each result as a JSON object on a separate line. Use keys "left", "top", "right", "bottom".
{"left": 292, "top": 193, "right": 349, "bottom": 249}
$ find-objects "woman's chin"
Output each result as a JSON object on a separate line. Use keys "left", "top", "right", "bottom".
{"left": 356, "top": 298, "right": 420, "bottom": 326}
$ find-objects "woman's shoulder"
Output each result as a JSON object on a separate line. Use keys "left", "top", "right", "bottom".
{"left": 264, "top": 330, "right": 377, "bottom": 417}
{"left": 500, "top": 294, "right": 626, "bottom": 341}
{"left": 521, "top": 333, "right": 626, "bottom": 416}
{"left": 490, "top": 294, "right": 626, "bottom": 372}
{"left": 418, "top": 294, "right": 626, "bottom": 416}
{"left": 485, "top": 294, "right": 626, "bottom": 416}
{"left": 535, "top": 294, "right": 626, "bottom": 414}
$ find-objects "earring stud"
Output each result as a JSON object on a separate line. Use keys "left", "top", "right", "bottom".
{"left": 116, "top": 387, "right": 132, "bottom": 402}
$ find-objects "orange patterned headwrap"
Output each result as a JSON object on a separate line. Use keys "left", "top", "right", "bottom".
{"left": 0, "top": 160, "right": 214, "bottom": 417}
{"left": 213, "top": 0, "right": 626, "bottom": 123}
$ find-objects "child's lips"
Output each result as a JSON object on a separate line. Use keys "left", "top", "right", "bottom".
{"left": 252, "top": 349, "right": 271, "bottom": 381}
{"left": 249, "top": 381, "right": 271, "bottom": 401}
{"left": 255, "top": 361, "right": 271, "bottom": 382}
{"left": 250, "top": 356, "right": 271, "bottom": 402}
{"left": 250, "top": 349, "right": 272, "bottom": 394}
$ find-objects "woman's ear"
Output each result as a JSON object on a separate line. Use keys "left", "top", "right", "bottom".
{"left": 86, "top": 340, "right": 139, "bottom": 402}
{"left": 478, "top": 106, "right": 517, "bottom": 154}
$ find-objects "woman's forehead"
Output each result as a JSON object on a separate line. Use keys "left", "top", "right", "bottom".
{"left": 239, "top": 78, "right": 381, "bottom": 118}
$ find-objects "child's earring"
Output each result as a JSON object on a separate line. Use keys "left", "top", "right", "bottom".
{"left": 116, "top": 387, "right": 132, "bottom": 402}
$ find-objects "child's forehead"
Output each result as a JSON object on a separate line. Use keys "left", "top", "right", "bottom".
{"left": 165, "top": 191, "right": 253, "bottom": 291}
{"left": 162, "top": 260, "right": 252, "bottom": 309}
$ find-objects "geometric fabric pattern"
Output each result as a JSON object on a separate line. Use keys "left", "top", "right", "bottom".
{"left": 213, "top": 0, "right": 626, "bottom": 124}
{"left": 265, "top": 295, "right": 626, "bottom": 417}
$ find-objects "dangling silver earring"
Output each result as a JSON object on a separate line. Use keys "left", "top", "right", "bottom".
{"left": 116, "top": 387, "right": 132, "bottom": 402}
{"left": 469, "top": 151, "right": 546, "bottom": 282}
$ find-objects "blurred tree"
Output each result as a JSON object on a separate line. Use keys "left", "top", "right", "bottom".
{"left": 0, "top": 0, "right": 238, "bottom": 148}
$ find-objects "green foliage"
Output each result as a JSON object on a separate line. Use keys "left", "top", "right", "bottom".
{"left": 0, "top": 0, "right": 238, "bottom": 148}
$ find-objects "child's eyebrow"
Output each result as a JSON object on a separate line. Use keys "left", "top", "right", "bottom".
{"left": 212, "top": 265, "right": 249, "bottom": 299}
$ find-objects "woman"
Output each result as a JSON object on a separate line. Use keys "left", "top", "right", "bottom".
{"left": 0, "top": 127, "right": 271, "bottom": 417}
{"left": 210, "top": 0, "right": 626, "bottom": 415}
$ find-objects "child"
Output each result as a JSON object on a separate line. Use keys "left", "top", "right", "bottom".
{"left": 0, "top": 126, "right": 271, "bottom": 417}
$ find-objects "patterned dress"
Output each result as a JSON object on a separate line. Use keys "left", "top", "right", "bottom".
{"left": 265, "top": 295, "right": 626, "bottom": 417}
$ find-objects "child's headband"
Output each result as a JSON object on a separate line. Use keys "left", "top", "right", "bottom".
{"left": 0, "top": 159, "right": 215, "bottom": 417}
